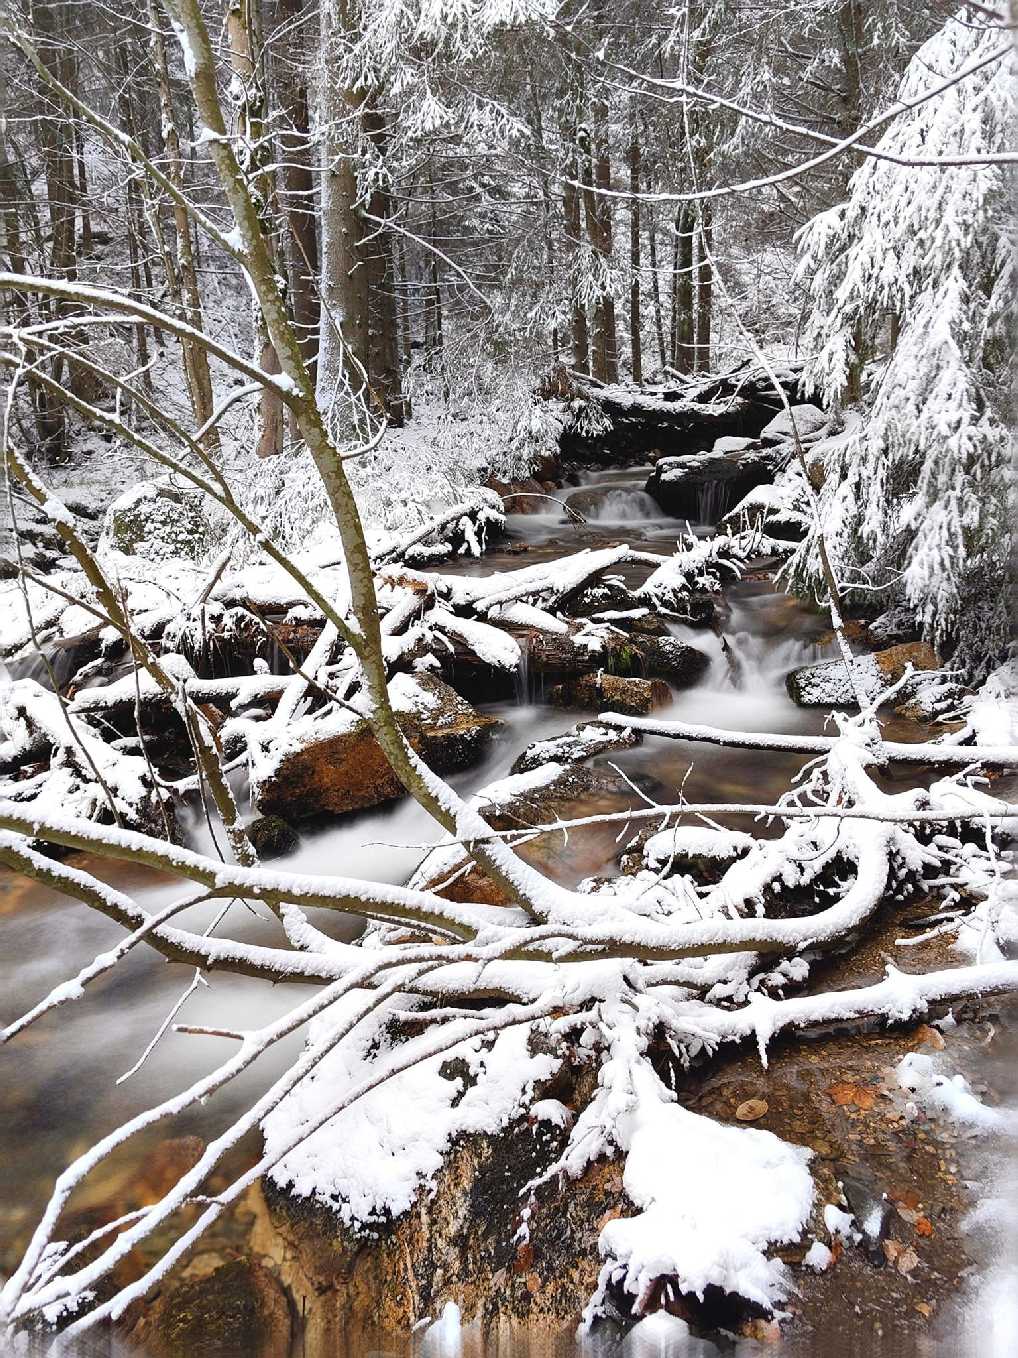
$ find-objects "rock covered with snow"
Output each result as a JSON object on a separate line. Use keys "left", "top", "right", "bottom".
{"left": 251, "top": 673, "right": 498, "bottom": 820}
{"left": 511, "top": 721, "right": 641, "bottom": 775}
{"left": 711, "top": 435, "right": 754, "bottom": 455}
{"left": 100, "top": 474, "right": 223, "bottom": 563}
{"left": 758, "top": 404, "right": 828, "bottom": 446}
{"left": 785, "top": 642, "right": 940, "bottom": 708}
{"left": 645, "top": 449, "right": 776, "bottom": 524}
{"left": 895, "top": 1052, "right": 1017, "bottom": 1133}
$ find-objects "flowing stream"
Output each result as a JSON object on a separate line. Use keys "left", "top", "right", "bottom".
{"left": 2, "top": 465, "right": 1016, "bottom": 1357}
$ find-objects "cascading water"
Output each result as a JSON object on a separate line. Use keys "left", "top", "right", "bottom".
{"left": 513, "top": 637, "right": 531, "bottom": 705}
{"left": 582, "top": 487, "right": 664, "bottom": 523}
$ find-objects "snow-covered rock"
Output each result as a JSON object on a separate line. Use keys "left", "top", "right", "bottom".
{"left": 785, "top": 643, "right": 940, "bottom": 708}
{"left": 759, "top": 404, "right": 828, "bottom": 445}
{"left": 100, "top": 474, "right": 219, "bottom": 563}
{"left": 251, "top": 673, "right": 498, "bottom": 819}
{"left": 711, "top": 434, "right": 754, "bottom": 454}
{"left": 511, "top": 721, "right": 641, "bottom": 775}
{"left": 895, "top": 1053, "right": 1018, "bottom": 1133}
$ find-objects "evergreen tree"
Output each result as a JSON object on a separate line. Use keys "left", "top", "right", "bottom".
{"left": 794, "top": 10, "right": 1016, "bottom": 674}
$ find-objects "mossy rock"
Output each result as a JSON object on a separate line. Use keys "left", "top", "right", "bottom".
{"left": 102, "top": 475, "right": 215, "bottom": 562}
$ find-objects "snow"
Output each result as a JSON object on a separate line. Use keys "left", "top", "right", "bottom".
{"left": 802, "top": 1239, "right": 833, "bottom": 1272}
{"left": 895, "top": 1053, "right": 1018, "bottom": 1134}
{"left": 388, "top": 672, "right": 441, "bottom": 714}
{"left": 431, "top": 608, "right": 522, "bottom": 670}
{"left": 643, "top": 826, "right": 755, "bottom": 870}
{"left": 758, "top": 404, "right": 827, "bottom": 444}
{"left": 823, "top": 1204, "right": 860, "bottom": 1243}
{"left": 595, "top": 1060, "right": 813, "bottom": 1315}
{"left": 529, "top": 1098, "right": 573, "bottom": 1129}
{"left": 711, "top": 435, "right": 753, "bottom": 454}
{"left": 263, "top": 1018, "right": 558, "bottom": 1223}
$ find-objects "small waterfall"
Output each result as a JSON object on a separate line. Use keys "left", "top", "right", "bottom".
{"left": 513, "top": 637, "right": 531, "bottom": 704}
{"left": 719, "top": 629, "right": 823, "bottom": 693}
{"left": 585, "top": 487, "right": 663, "bottom": 523}
{"left": 697, "top": 478, "right": 736, "bottom": 526}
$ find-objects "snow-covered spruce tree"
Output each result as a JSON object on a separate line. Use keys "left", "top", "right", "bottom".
{"left": 793, "top": 11, "right": 1016, "bottom": 676}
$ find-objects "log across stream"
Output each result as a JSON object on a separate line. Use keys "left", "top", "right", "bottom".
{"left": 2, "top": 466, "right": 1017, "bottom": 1357}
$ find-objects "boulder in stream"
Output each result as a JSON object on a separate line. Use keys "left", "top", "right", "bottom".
{"left": 548, "top": 672, "right": 671, "bottom": 716}
{"left": 645, "top": 449, "right": 776, "bottom": 524}
{"left": 511, "top": 720, "right": 641, "bottom": 774}
{"left": 252, "top": 673, "right": 498, "bottom": 820}
{"left": 786, "top": 642, "right": 941, "bottom": 708}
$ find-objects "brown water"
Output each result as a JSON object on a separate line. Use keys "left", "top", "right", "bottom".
{"left": 3, "top": 468, "right": 1016, "bottom": 1356}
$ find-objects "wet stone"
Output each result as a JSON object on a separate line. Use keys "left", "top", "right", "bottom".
{"left": 548, "top": 673, "right": 672, "bottom": 716}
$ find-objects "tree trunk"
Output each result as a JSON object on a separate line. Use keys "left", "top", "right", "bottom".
{"left": 671, "top": 206, "right": 695, "bottom": 373}
{"left": 73, "top": 123, "right": 92, "bottom": 254}
{"left": 647, "top": 203, "right": 666, "bottom": 373}
{"left": 361, "top": 102, "right": 404, "bottom": 424}
{"left": 0, "top": 139, "right": 28, "bottom": 282}
{"left": 226, "top": 0, "right": 284, "bottom": 457}
{"left": 694, "top": 203, "right": 712, "bottom": 373}
{"left": 579, "top": 122, "right": 617, "bottom": 384}
{"left": 145, "top": 3, "right": 218, "bottom": 444}
{"left": 835, "top": 0, "right": 864, "bottom": 195}
{"left": 628, "top": 114, "right": 642, "bottom": 385}
{"left": 563, "top": 143, "right": 589, "bottom": 374}
{"left": 397, "top": 233, "right": 412, "bottom": 415}
{"left": 31, "top": 0, "right": 78, "bottom": 457}
{"left": 276, "top": 0, "right": 319, "bottom": 367}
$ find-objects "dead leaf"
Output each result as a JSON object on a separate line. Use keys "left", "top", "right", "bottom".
{"left": 735, "top": 1098, "right": 769, "bottom": 1122}
{"left": 915, "top": 1301, "right": 934, "bottom": 1318}
{"left": 828, "top": 1081, "right": 856, "bottom": 1106}
{"left": 914, "top": 1216, "right": 934, "bottom": 1237}
{"left": 883, "top": 1239, "right": 903, "bottom": 1265}
{"left": 896, "top": 1246, "right": 920, "bottom": 1275}
{"left": 827, "top": 1081, "right": 876, "bottom": 1110}
{"left": 912, "top": 1024, "right": 946, "bottom": 1051}
{"left": 892, "top": 1187, "right": 922, "bottom": 1210}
